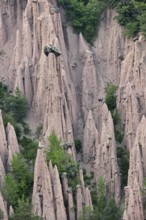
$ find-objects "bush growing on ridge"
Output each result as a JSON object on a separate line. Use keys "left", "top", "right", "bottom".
{"left": 79, "top": 177, "right": 122, "bottom": 220}
{"left": 46, "top": 131, "right": 79, "bottom": 190}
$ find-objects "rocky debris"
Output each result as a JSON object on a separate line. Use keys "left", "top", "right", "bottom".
{"left": 6, "top": 122, "right": 20, "bottom": 166}
{"left": 32, "top": 147, "right": 56, "bottom": 220}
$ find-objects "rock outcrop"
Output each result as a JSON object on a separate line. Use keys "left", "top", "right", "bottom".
{"left": 0, "top": 110, "right": 7, "bottom": 165}
{"left": 53, "top": 165, "right": 67, "bottom": 220}
{"left": 76, "top": 185, "right": 83, "bottom": 219}
{"left": 123, "top": 116, "right": 146, "bottom": 219}
{"left": 1, "top": 1, "right": 146, "bottom": 219}
{"left": 94, "top": 104, "right": 121, "bottom": 203}
{"left": 6, "top": 123, "right": 20, "bottom": 166}
{"left": 32, "top": 145, "right": 56, "bottom": 220}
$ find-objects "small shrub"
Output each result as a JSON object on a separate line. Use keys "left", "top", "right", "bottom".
{"left": 20, "top": 136, "right": 38, "bottom": 163}
{"left": 22, "top": 122, "right": 31, "bottom": 135}
{"left": 0, "top": 82, "right": 8, "bottom": 109}
{"left": 115, "top": 128, "right": 124, "bottom": 144}
{"left": 111, "top": 109, "right": 121, "bottom": 126}
{"left": 35, "top": 124, "right": 43, "bottom": 139}
{"left": 75, "top": 139, "right": 82, "bottom": 154}
{"left": 105, "top": 83, "right": 123, "bottom": 143}
{"left": 105, "top": 84, "right": 117, "bottom": 111}
{"left": 124, "top": 21, "right": 139, "bottom": 38}
{"left": 117, "top": 146, "right": 129, "bottom": 187}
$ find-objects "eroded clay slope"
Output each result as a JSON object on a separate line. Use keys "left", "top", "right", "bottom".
{"left": 0, "top": 1, "right": 146, "bottom": 219}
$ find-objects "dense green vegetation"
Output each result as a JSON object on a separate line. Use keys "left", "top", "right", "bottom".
{"left": 116, "top": 0, "right": 146, "bottom": 38}
{"left": 0, "top": 83, "right": 28, "bottom": 123}
{"left": 105, "top": 83, "right": 121, "bottom": 127}
{"left": 58, "top": 0, "right": 106, "bottom": 43}
{"left": 2, "top": 154, "right": 33, "bottom": 209}
{"left": 20, "top": 136, "right": 38, "bottom": 164}
{"left": 0, "top": 83, "right": 28, "bottom": 140}
{"left": 75, "top": 139, "right": 82, "bottom": 154}
{"left": 80, "top": 177, "right": 122, "bottom": 220}
{"left": 9, "top": 199, "right": 43, "bottom": 220}
{"left": 0, "top": 82, "right": 40, "bottom": 219}
{"left": 0, "top": 83, "right": 39, "bottom": 160}
{"left": 105, "top": 83, "right": 129, "bottom": 188}
{"left": 117, "top": 146, "right": 129, "bottom": 187}
{"left": 46, "top": 131, "right": 80, "bottom": 190}
{"left": 58, "top": 0, "right": 146, "bottom": 43}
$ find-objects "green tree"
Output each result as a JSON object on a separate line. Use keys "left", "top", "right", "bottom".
{"left": 20, "top": 136, "right": 38, "bottom": 163}
{"left": 138, "top": 10, "right": 146, "bottom": 38}
{"left": 117, "top": 146, "right": 129, "bottom": 187}
{"left": 58, "top": 0, "right": 106, "bottom": 43}
{"left": 46, "top": 131, "right": 67, "bottom": 173}
{"left": 11, "top": 154, "right": 33, "bottom": 199}
{"left": 115, "top": 0, "right": 146, "bottom": 39}
{"left": 80, "top": 177, "right": 122, "bottom": 220}
{"left": 105, "top": 83, "right": 117, "bottom": 111}
{"left": 2, "top": 154, "right": 33, "bottom": 209}
{"left": 75, "top": 139, "right": 82, "bottom": 154}
{"left": 46, "top": 131, "right": 79, "bottom": 190}
{"left": 5, "top": 88, "right": 28, "bottom": 122}
{"left": 2, "top": 174, "right": 19, "bottom": 207}
{"left": 0, "top": 82, "right": 9, "bottom": 109}
{"left": 9, "top": 198, "right": 43, "bottom": 220}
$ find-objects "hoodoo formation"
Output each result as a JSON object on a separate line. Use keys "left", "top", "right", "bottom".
{"left": 0, "top": 0, "right": 146, "bottom": 219}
